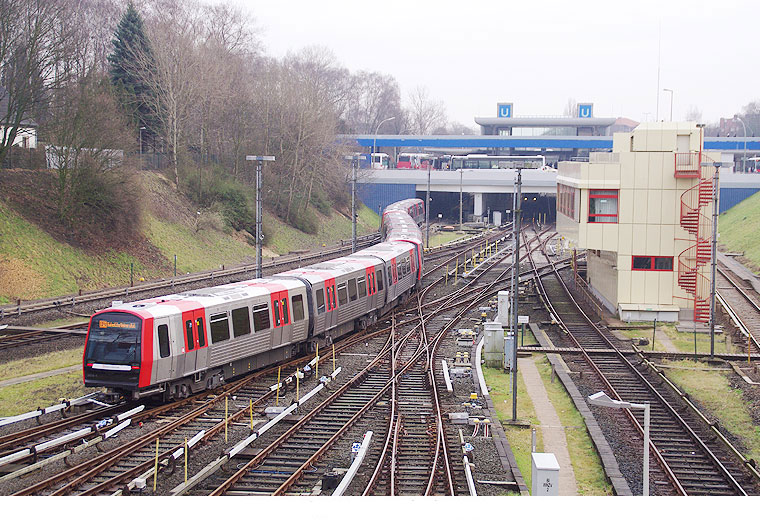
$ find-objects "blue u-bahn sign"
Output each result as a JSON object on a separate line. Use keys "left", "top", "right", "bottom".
{"left": 577, "top": 103, "right": 593, "bottom": 118}
{"left": 497, "top": 103, "right": 513, "bottom": 118}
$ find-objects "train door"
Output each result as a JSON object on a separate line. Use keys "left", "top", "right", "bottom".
{"left": 155, "top": 319, "right": 173, "bottom": 382}
{"left": 365, "top": 267, "right": 376, "bottom": 310}
{"left": 278, "top": 291, "right": 292, "bottom": 345}
{"left": 324, "top": 278, "right": 337, "bottom": 330}
{"left": 181, "top": 309, "right": 206, "bottom": 375}
{"left": 271, "top": 292, "right": 283, "bottom": 347}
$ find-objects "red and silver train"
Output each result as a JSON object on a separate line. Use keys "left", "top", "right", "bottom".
{"left": 83, "top": 199, "right": 425, "bottom": 401}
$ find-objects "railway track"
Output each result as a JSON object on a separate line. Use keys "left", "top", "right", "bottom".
{"left": 2, "top": 226, "right": 546, "bottom": 496}
{"left": 526, "top": 229, "right": 760, "bottom": 496}
{"left": 716, "top": 266, "right": 760, "bottom": 354}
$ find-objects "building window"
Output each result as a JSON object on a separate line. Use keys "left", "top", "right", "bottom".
{"left": 631, "top": 256, "right": 673, "bottom": 271}
{"left": 588, "top": 190, "right": 618, "bottom": 223}
{"left": 557, "top": 183, "right": 576, "bottom": 220}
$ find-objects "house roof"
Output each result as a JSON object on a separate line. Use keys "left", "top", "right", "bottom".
{"left": 0, "top": 86, "right": 38, "bottom": 127}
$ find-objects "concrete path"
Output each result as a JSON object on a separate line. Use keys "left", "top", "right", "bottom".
{"left": 654, "top": 328, "right": 679, "bottom": 353}
{"left": 518, "top": 357, "right": 578, "bottom": 495}
{"left": 0, "top": 365, "right": 79, "bottom": 389}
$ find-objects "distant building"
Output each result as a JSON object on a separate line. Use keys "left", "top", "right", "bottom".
{"left": 0, "top": 87, "right": 38, "bottom": 149}
{"left": 474, "top": 102, "right": 637, "bottom": 163}
{"left": 556, "top": 122, "right": 716, "bottom": 323}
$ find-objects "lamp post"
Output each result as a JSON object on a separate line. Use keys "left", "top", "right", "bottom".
{"left": 511, "top": 169, "right": 522, "bottom": 422}
{"left": 345, "top": 154, "right": 363, "bottom": 253}
{"left": 734, "top": 115, "right": 748, "bottom": 172}
{"left": 663, "top": 89, "right": 673, "bottom": 122}
{"left": 459, "top": 167, "right": 463, "bottom": 231}
{"left": 701, "top": 160, "right": 733, "bottom": 357}
{"left": 588, "top": 391, "right": 650, "bottom": 496}
{"left": 373, "top": 116, "right": 396, "bottom": 160}
{"left": 425, "top": 163, "right": 431, "bottom": 249}
{"left": 245, "top": 155, "right": 275, "bottom": 278}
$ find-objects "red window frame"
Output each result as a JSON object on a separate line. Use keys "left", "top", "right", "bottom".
{"left": 631, "top": 256, "right": 673, "bottom": 271}
{"left": 588, "top": 190, "right": 618, "bottom": 223}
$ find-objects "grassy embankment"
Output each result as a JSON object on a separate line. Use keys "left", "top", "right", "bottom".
{"left": 0, "top": 199, "right": 379, "bottom": 304}
{"left": 661, "top": 360, "right": 760, "bottom": 464}
{"left": 483, "top": 354, "right": 612, "bottom": 495}
{"left": 718, "top": 189, "right": 760, "bottom": 271}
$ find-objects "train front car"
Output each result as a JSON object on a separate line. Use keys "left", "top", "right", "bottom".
{"left": 83, "top": 309, "right": 150, "bottom": 400}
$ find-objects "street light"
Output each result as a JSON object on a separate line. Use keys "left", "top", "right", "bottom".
{"left": 588, "top": 391, "right": 650, "bottom": 496}
{"left": 733, "top": 115, "right": 748, "bottom": 173}
{"left": 344, "top": 154, "right": 363, "bottom": 253}
{"left": 245, "top": 155, "right": 276, "bottom": 278}
{"left": 663, "top": 89, "right": 673, "bottom": 122}
{"left": 701, "top": 160, "right": 733, "bottom": 357}
{"left": 373, "top": 116, "right": 396, "bottom": 163}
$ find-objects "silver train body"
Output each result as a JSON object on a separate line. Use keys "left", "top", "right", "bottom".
{"left": 83, "top": 198, "right": 424, "bottom": 400}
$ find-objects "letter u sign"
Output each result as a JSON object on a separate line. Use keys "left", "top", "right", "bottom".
{"left": 497, "top": 103, "right": 512, "bottom": 118}
{"left": 578, "top": 104, "right": 593, "bottom": 118}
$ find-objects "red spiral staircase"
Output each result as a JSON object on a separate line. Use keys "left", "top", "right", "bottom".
{"left": 675, "top": 151, "right": 713, "bottom": 322}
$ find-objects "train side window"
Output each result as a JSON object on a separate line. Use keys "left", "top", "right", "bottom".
{"left": 348, "top": 278, "right": 358, "bottom": 301}
{"left": 231, "top": 307, "right": 251, "bottom": 337}
{"left": 376, "top": 269, "right": 384, "bottom": 291}
{"left": 253, "top": 304, "right": 270, "bottom": 331}
{"left": 274, "top": 300, "right": 281, "bottom": 326}
{"left": 185, "top": 320, "right": 194, "bottom": 351}
{"left": 337, "top": 282, "right": 348, "bottom": 306}
{"left": 281, "top": 298, "right": 289, "bottom": 325}
{"left": 158, "top": 324, "right": 170, "bottom": 358}
{"left": 331, "top": 285, "right": 337, "bottom": 309}
{"left": 196, "top": 318, "right": 205, "bottom": 347}
{"left": 292, "top": 294, "right": 305, "bottom": 321}
{"left": 316, "top": 288, "right": 325, "bottom": 314}
{"left": 210, "top": 313, "right": 230, "bottom": 343}
{"left": 358, "top": 277, "right": 366, "bottom": 298}
{"left": 369, "top": 273, "right": 375, "bottom": 294}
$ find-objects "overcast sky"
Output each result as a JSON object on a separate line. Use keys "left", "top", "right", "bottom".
{"left": 224, "top": 0, "right": 757, "bottom": 129}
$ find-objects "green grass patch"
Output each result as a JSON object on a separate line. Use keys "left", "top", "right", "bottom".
{"left": 0, "top": 201, "right": 145, "bottom": 302}
{"left": 534, "top": 355, "right": 613, "bottom": 495}
{"left": 145, "top": 213, "right": 257, "bottom": 275}
{"left": 615, "top": 325, "right": 734, "bottom": 354}
{"left": 0, "top": 372, "right": 89, "bottom": 417}
{"left": 483, "top": 365, "right": 541, "bottom": 492}
{"left": 515, "top": 327, "right": 538, "bottom": 347}
{"left": 0, "top": 347, "right": 83, "bottom": 382}
{"left": 718, "top": 190, "right": 760, "bottom": 271}
{"left": 662, "top": 360, "right": 760, "bottom": 464}
{"left": 428, "top": 231, "right": 466, "bottom": 248}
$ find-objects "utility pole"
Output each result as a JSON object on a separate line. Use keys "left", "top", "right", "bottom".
{"left": 701, "top": 159, "right": 731, "bottom": 357}
{"left": 352, "top": 158, "right": 357, "bottom": 253}
{"left": 459, "top": 168, "right": 463, "bottom": 231}
{"left": 246, "top": 155, "right": 275, "bottom": 278}
{"left": 426, "top": 163, "right": 431, "bottom": 249}
{"left": 709, "top": 163, "right": 719, "bottom": 358}
{"left": 511, "top": 169, "right": 522, "bottom": 422}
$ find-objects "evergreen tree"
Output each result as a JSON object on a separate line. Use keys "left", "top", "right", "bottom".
{"left": 108, "top": 3, "right": 156, "bottom": 144}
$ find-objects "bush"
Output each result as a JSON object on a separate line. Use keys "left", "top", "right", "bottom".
{"left": 289, "top": 207, "right": 319, "bottom": 235}
{"left": 182, "top": 165, "right": 255, "bottom": 233}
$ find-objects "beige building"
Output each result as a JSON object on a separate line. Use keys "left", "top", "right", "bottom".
{"left": 556, "top": 122, "right": 717, "bottom": 322}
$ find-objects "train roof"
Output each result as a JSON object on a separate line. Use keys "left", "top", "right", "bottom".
{"left": 98, "top": 278, "right": 305, "bottom": 320}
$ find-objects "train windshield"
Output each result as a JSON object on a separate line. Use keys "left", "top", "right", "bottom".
{"left": 85, "top": 312, "right": 142, "bottom": 365}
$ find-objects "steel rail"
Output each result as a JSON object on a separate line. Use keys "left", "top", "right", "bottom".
{"left": 528, "top": 229, "right": 747, "bottom": 496}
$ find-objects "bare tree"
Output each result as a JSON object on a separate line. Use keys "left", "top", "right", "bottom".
{"left": 684, "top": 105, "right": 702, "bottom": 123}
{"left": 129, "top": 1, "right": 201, "bottom": 188}
{"left": 344, "top": 71, "right": 404, "bottom": 134}
{"left": 0, "top": 0, "right": 73, "bottom": 164}
{"left": 406, "top": 86, "right": 446, "bottom": 135}
{"left": 46, "top": 72, "right": 135, "bottom": 226}
{"left": 563, "top": 98, "right": 577, "bottom": 117}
